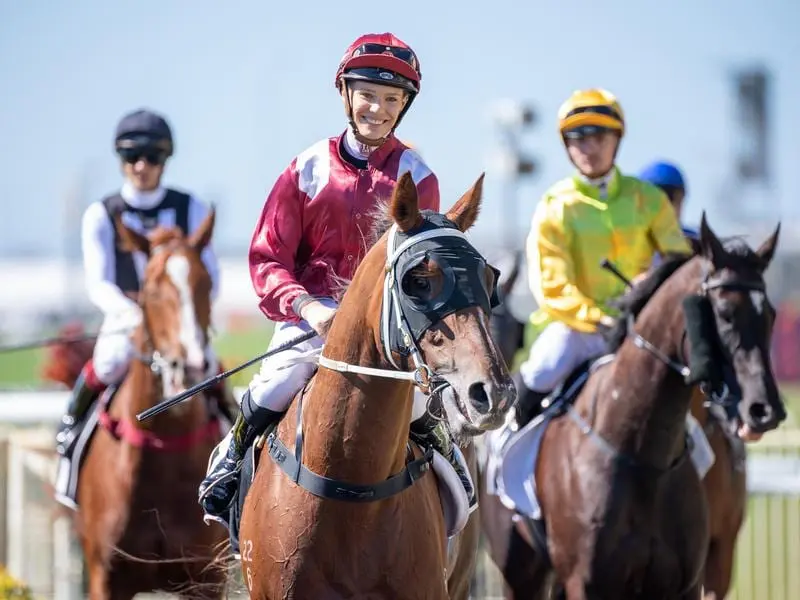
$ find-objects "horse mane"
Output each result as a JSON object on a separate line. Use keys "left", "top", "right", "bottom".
{"left": 603, "top": 254, "right": 693, "bottom": 352}
{"left": 603, "top": 235, "right": 760, "bottom": 352}
{"left": 718, "top": 235, "right": 771, "bottom": 270}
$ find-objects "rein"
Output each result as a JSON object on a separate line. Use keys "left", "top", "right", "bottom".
{"left": 560, "top": 258, "right": 767, "bottom": 475}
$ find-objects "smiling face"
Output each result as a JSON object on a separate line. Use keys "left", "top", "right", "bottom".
{"left": 343, "top": 80, "right": 409, "bottom": 141}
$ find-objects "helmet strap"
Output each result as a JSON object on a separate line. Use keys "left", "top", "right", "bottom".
{"left": 340, "top": 80, "right": 416, "bottom": 148}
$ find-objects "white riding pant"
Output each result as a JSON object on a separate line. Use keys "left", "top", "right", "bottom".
{"left": 92, "top": 311, "right": 218, "bottom": 386}
{"left": 519, "top": 321, "right": 608, "bottom": 392}
{"left": 248, "top": 298, "right": 428, "bottom": 420}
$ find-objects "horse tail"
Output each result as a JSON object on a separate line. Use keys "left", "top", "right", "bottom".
{"left": 108, "top": 539, "right": 239, "bottom": 595}
{"left": 40, "top": 322, "right": 96, "bottom": 388}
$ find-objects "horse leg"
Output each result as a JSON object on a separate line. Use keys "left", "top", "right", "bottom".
{"left": 87, "top": 558, "right": 111, "bottom": 600}
{"left": 702, "top": 537, "right": 737, "bottom": 600}
{"left": 562, "top": 575, "right": 587, "bottom": 600}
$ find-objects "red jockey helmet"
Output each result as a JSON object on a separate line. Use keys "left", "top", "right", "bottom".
{"left": 335, "top": 33, "right": 421, "bottom": 94}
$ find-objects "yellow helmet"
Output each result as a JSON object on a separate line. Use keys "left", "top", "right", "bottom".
{"left": 557, "top": 88, "right": 625, "bottom": 137}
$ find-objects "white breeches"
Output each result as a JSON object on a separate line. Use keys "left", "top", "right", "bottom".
{"left": 92, "top": 312, "right": 217, "bottom": 386}
{"left": 519, "top": 321, "right": 608, "bottom": 392}
{"left": 248, "top": 299, "right": 429, "bottom": 419}
{"left": 92, "top": 313, "right": 137, "bottom": 385}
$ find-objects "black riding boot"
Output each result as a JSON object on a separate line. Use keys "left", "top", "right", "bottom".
{"left": 411, "top": 413, "right": 477, "bottom": 510}
{"left": 512, "top": 372, "right": 549, "bottom": 428}
{"left": 55, "top": 372, "right": 100, "bottom": 456}
{"left": 198, "top": 390, "right": 283, "bottom": 519}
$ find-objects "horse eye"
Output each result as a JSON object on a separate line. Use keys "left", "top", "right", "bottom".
{"left": 412, "top": 275, "right": 430, "bottom": 292}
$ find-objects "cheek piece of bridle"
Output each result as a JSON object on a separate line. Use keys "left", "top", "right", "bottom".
{"left": 631, "top": 264, "right": 767, "bottom": 422}
{"left": 317, "top": 211, "right": 500, "bottom": 402}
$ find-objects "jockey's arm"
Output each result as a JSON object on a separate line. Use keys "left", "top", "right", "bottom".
{"left": 526, "top": 199, "right": 608, "bottom": 333}
{"left": 81, "top": 202, "right": 141, "bottom": 316}
{"left": 648, "top": 189, "right": 692, "bottom": 257}
{"left": 188, "top": 197, "right": 221, "bottom": 301}
{"left": 249, "top": 165, "right": 311, "bottom": 323}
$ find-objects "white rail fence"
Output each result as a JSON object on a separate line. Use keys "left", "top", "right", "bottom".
{"left": 1, "top": 391, "right": 799, "bottom": 599}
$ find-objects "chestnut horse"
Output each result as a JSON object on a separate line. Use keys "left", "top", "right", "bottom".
{"left": 76, "top": 211, "right": 228, "bottom": 599}
{"left": 483, "top": 252, "right": 749, "bottom": 600}
{"left": 481, "top": 216, "right": 784, "bottom": 599}
{"left": 238, "top": 172, "right": 516, "bottom": 599}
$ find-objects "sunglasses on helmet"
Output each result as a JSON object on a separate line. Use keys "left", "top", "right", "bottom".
{"left": 565, "top": 104, "right": 623, "bottom": 123}
{"left": 352, "top": 43, "right": 419, "bottom": 71}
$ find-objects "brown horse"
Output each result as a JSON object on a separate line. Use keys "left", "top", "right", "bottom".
{"left": 76, "top": 211, "right": 228, "bottom": 599}
{"left": 688, "top": 388, "right": 747, "bottom": 600}
{"left": 480, "top": 216, "right": 784, "bottom": 599}
{"left": 484, "top": 252, "right": 749, "bottom": 600}
{"left": 237, "top": 172, "right": 515, "bottom": 599}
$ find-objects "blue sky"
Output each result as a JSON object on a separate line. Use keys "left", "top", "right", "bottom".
{"left": 1, "top": 0, "right": 797, "bottom": 259}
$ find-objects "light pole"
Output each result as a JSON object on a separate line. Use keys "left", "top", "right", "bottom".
{"left": 488, "top": 99, "right": 538, "bottom": 249}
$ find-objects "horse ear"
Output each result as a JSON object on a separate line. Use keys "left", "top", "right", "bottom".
{"left": 390, "top": 172, "right": 422, "bottom": 232}
{"left": 755, "top": 222, "right": 780, "bottom": 271}
{"left": 687, "top": 236, "right": 702, "bottom": 256}
{"left": 114, "top": 213, "right": 151, "bottom": 255}
{"left": 188, "top": 205, "right": 216, "bottom": 251}
{"left": 698, "top": 212, "right": 726, "bottom": 266}
{"left": 446, "top": 173, "right": 484, "bottom": 232}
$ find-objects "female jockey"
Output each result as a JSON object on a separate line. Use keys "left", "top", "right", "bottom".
{"left": 638, "top": 160, "right": 698, "bottom": 239}
{"left": 198, "top": 33, "right": 478, "bottom": 523}
{"left": 55, "top": 109, "right": 225, "bottom": 503}
{"left": 513, "top": 89, "right": 692, "bottom": 427}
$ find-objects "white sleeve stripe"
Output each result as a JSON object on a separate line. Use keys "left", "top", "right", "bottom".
{"left": 295, "top": 139, "right": 331, "bottom": 200}
{"left": 397, "top": 149, "right": 432, "bottom": 185}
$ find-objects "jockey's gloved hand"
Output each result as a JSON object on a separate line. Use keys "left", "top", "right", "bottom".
{"left": 300, "top": 302, "right": 337, "bottom": 339}
{"left": 103, "top": 305, "right": 143, "bottom": 334}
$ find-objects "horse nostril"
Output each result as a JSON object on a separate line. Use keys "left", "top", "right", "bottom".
{"left": 468, "top": 382, "right": 490, "bottom": 414}
{"left": 749, "top": 402, "right": 772, "bottom": 424}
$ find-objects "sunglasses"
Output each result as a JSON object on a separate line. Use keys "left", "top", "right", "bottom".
{"left": 117, "top": 147, "right": 168, "bottom": 166}
{"left": 352, "top": 43, "right": 419, "bottom": 71}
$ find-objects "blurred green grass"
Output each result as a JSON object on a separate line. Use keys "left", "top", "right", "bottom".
{"left": 1, "top": 322, "right": 799, "bottom": 433}
{"left": 0, "top": 323, "right": 275, "bottom": 390}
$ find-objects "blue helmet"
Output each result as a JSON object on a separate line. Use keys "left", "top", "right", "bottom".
{"left": 638, "top": 161, "right": 686, "bottom": 193}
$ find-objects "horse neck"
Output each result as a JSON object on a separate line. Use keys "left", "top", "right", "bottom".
{"left": 597, "top": 267, "right": 698, "bottom": 470}
{"left": 300, "top": 308, "right": 415, "bottom": 484}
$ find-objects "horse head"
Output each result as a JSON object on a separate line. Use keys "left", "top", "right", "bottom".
{"left": 113, "top": 208, "right": 216, "bottom": 402}
{"left": 352, "top": 172, "right": 517, "bottom": 436}
{"left": 694, "top": 213, "right": 784, "bottom": 439}
{"left": 607, "top": 213, "right": 785, "bottom": 442}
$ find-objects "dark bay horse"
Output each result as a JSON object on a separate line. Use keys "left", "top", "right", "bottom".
{"left": 483, "top": 251, "right": 750, "bottom": 599}
{"left": 77, "top": 211, "right": 228, "bottom": 599}
{"left": 481, "top": 216, "right": 784, "bottom": 599}
{"left": 238, "top": 172, "right": 516, "bottom": 599}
